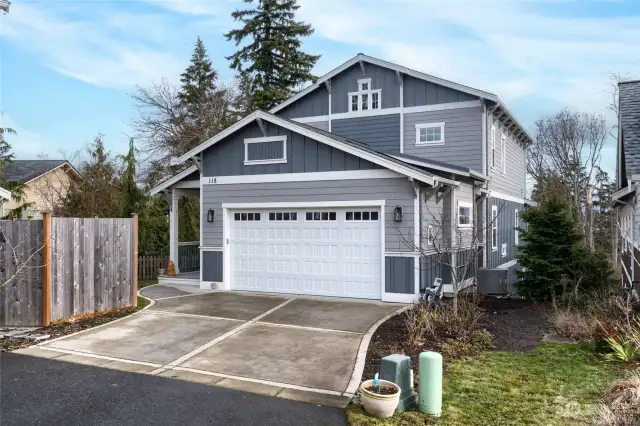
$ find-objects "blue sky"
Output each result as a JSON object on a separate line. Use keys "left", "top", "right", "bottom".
{"left": 1, "top": 0, "right": 639, "bottom": 176}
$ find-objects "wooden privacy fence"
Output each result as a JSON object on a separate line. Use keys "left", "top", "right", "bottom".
{"left": 138, "top": 256, "right": 169, "bottom": 281}
{"left": 0, "top": 214, "right": 138, "bottom": 327}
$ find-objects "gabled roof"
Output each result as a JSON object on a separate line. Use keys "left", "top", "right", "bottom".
{"left": 619, "top": 80, "right": 640, "bottom": 185}
{"left": 270, "top": 53, "right": 498, "bottom": 114}
{"left": 390, "top": 153, "right": 487, "bottom": 181}
{"left": 3, "top": 160, "right": 79, "bottom": 184}
{"left": 169, "top": 110, "right": 461, "bottom": 191}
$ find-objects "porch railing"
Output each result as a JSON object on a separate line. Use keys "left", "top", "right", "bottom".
{"left": 138, "top": 256, "right": 169, "bottom": 281}
{"left": 178, "top": 241, "right": 200, "bottom": 272}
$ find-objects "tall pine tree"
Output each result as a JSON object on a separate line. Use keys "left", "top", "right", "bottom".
{"left": 225, "top": 0, "right": 320, "bottom": 111}
{"left": 119, "top": 138, "right": 143, "bottom": 217}
{"left": 179, "top": 37, "right": 218, "bottom": 115}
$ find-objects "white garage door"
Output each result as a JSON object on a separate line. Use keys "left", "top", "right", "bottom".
{"left": 230, "top": 207, "right": 382, "bottom": 299}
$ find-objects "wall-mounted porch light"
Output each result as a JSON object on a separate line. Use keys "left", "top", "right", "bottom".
{"left": 394, "top": 206, "right": 403, "bottom": 222}
{"left": 207, "top": 209, "right": 215, "bottom": 223}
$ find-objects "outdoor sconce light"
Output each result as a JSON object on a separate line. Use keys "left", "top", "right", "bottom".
{"left": 207, "top": 209, "right": 215, "bottom": 223}
{"left": 394, "top": 206, "right": 403, "bottom": 222}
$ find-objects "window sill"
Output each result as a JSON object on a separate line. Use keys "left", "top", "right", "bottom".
{"left": 244, "top": 159, "right": 287, "bottom": 166}
{"left": 457, "top": 224, "right": 473, "bottom": 229}
{"left": 416, "top": 141, "right": 445, "bottom": 146}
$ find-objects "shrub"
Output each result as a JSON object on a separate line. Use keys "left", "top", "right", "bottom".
{"left": 593, "top": 370, "right": 640, "bottom": 426}
{"left": 404, "top": 301, "right": 434, "bottom": 347}
{"left": 603, "top": 316, "right": 640, "bottom": 363}
{"left": 549, "top": 308, "right": 596, "bottom": 340}
{"left": 438, "top": 330, "right": 495, "bottom": 359}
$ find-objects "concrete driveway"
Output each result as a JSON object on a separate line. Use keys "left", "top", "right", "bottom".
{"left": 19, "top": 285, "right": 403, "bottom": 407}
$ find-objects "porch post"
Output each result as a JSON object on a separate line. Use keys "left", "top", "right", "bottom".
{"left": 170, "top": 189, "right": 180, "bottom": 274}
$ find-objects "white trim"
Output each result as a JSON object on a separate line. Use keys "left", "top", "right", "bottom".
{"left": 150, "top": 165, "right": 198, "bottom": 195}
{"left": 384, "top": 251, "right": 422, "bottom": 257}
{"left": 269, "top": 54, "right": 496, "bottom": 114}
{"left": 457, "top": 200, "right": 473, "bottom": 228}
{"left": 293, "top": 115, "right": 329, "bottom": 123}
{"left": 501, "top": 134, "right": 507, "bottom": 175}
{"left": 328, "top": 86, "right": 332, "bottom": 132}
{"left": 514, "top": 209, "right": 519, "bottom": 245}
{"left": 199, "top": 167, "right": 204, "bottom": 284}
{"left": 243, "top": 135, "right": 287, "bottom": 166}
{"left": 291, "top": 100, "right": 483, "bottom": 125}
{"left": 415, "top": 122, "right": 445, "bottom": 146}
{"left": 0, "top": 186, "right": 11, "bottom": 201}
{"left": 482, "top": 103, "right": 487, "bottom": 175}
{"left": 348, "top": 89, "right": 383, "bottom": 113}
{"left": 222, "top": 208, "right": 231, "bottom": 291}
{"left": 169, "top": 190, "right": 180, "bottom": 273}
{"left": 201, "top": 169, "right": 402, "bottom": 186}
{"left": 390, "top": 155, "right": 483, "bottom": 182}
{"left": 222, "top": 200, "right": 386, "bottom": 209}
{"left": 172, "top": 180, "right": 199, "bottom": 189}
{"left": 357, "top": 78, "right": 371, "bottom": 91}
{"left": 382, "top": 292, "right": 419, "bottom": 303}
{"left": 495, "top": 259, "right": 517, "bottom": 269}
{"left": 413, "top": 187, "right": 420, "bottom": 295}
{"left": 399, "top": 75, "right": 404, "bottom": 154}
{"left": 200, "top": 246, "right": 223, "bottom": 252}
{"left": 380, "top": 205, "right": 386, "bottom": 300}
{"left": 491, "top": 205, "right": 498, "bottom": 251}
{"left": 176, "top": 111, "right": 436, "bottom": 187}
{"left": 489, "top": 191, "right": 526, "bottom": 204}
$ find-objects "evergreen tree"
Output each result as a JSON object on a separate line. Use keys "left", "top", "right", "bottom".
{"left": 0, "top": 128, "right": 33, "bottom": 219}
{"left": 178, "top": 37, "right": 218, "bottom": 114}
{"left": 225, "top": 0, "right": 321, "bottom": 111}
{"left": 516, "top": 199, "right": 583, "bottom": 300}
{"left": 118, "top": 138, "right": 143, "bottom": 217}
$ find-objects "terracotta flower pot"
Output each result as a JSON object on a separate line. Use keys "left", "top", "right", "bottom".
{"left": 360, "top": 379, "right": 401, "bottom": 418}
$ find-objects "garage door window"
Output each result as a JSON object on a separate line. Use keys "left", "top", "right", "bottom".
{"left": 346, "top": 211, "right": 379, "bottom": 221}
{"left": 305, "top": 211, "right": 337, "bottom": 221}
{"left": 269, "top": 212, "right": 298, "bottom": 221}
{"left": 234, "top": 212, "right": 261, "bottom": 221}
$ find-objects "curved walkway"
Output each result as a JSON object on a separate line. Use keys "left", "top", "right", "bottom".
{"left": 18, "top": 285, "right": 404, "bottom": 408}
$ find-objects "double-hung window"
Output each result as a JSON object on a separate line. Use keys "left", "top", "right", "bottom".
{"left": 244, "top": 136, "right": 287, "bottom": 165}
{"left": 491, "top": 205, "right": 498, "bottom": 251}
{"left": 457, "top": 201, "right": 472, "bottom": 228}
{"left": 416, "top": 123, "right": 445, "bottom": 145}
{"left": 348, "top": 78, "right": 381, "bottom": 112}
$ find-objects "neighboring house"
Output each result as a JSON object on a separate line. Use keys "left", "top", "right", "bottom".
{"left": 151, "top": 54, "right": 534, "bottom": 302}
{"left": 0, "top": 186, "right": 12, "bottom": 216}
{"left": 613, "top": 79, "right": 640, "bottom": 293}
{"left": 2, "top": 160, "right": 80, "bottom": 219}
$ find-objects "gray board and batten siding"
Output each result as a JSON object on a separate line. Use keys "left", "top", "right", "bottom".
{"left": 403, "top": 106, "right": 483, "bottom": 171}
{"left": 202, "top": 251, "right": 223, "bottom": 283}
{"left": 385, "top": 256, "right": 414, "bottom": 294}
{"left": 486, "top": 197, "right": 523, "bottom": 269}
{"left": 276, "top": 62, "right": 481, "bottom": 119}
{"left": 487, "top": 113, "right": 527, "bottom": 198}
{"left": 331, "top": 114, "right": 401, "bottom": 154}
{"left": 202, "top": 120, "right": 382, "bottom": 177}
{"left": 201, "top": 178, "right": 416, "bottom": 253}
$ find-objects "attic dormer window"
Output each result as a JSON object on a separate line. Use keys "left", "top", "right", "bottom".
{"left": 349, "top": 78, "right": 381, "bottom": 112}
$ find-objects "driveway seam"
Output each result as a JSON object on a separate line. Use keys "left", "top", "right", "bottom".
{"left": 163, "top": 296, "right": 298, "bottom": 368}
{"left": 255, "top": 321, "right": 363, "bottom": 335}
{"left": 149, "top": 310, "right": 246, "bottom": 322}
{"left": 27, "top": 346, "right": 164, "bottom": 368}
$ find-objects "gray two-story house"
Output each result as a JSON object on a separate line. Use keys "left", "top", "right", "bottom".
{"left": 151, "top": 54, "right": 533, "bottom": 302}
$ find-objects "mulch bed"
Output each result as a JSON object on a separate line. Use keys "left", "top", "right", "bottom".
{"left": 362, "top": 297, "right": 551, "bottom": 382}
{"left": 0, "top": 306, "right": 138, "bottom": 353}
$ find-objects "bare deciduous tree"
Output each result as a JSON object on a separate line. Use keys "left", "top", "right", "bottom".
{"left": 0, "top": 227, "right": 45, "bottom": 292}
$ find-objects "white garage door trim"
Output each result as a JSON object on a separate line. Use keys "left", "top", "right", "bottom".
{"left": 221, "top": 200, "right": 386, "bottom": 299}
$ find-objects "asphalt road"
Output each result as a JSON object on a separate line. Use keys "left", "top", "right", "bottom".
{"left": 0, "top": 352, "right": 347, "bottom": 426}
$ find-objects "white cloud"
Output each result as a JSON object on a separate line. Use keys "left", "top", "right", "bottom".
{"left": 0, "top": 115, "right": 53, "bottom": 159}
{"left": 0, "top": 3, "right": 188, "bottom": 88}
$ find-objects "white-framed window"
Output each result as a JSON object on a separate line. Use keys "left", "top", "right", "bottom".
{"left": 305, "top": 211, "right": 337, "bottom": 221}
{"left": 348, "top": 78, "right": 381, "bottom": 112}
{"left": 491, "top": 125, "right": 496, "bottom": 170}
{"left": 491, "top": 205, "right": 498, "bottom": 251}
{"left": 268, "top": 212, "right": 297, "bottom": 221}
{"left": 514, "top": 209, "right": 519, "bottom": 245}
{"left": 501, "top": 134, "right": 507, "bottom": 175}
{"left": 415, "top": 123, "right": 445, "bottom": 146}
{"left": 345, "top": 211, "right": 379, "bottom": 221}
{"left": 244, "top": 136, "right": 287, "bottom": 165}
{"left": 234, "top": 212, "right": 261, "bottom": 221}
{"left": 501, "top": 243, "right": 507, "bottom": 258}
{"left": 457, "top": 201, "right": 472, "bottom": 227}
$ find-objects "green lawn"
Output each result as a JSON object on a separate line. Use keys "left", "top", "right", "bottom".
{"left": 138, "top": 279, "right": 158, "bottom": 289}
{"left": 347, "top": 344, "right": 622, "bottom": 426}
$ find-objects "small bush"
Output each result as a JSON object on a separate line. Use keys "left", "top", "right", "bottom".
{"left": 603, "top": 316, "right": 640, "bottom": 363}
{"left": 549, "top": 308, "right": 597, "bottom": 340}
{"left": 593, "top": 370, "right": 640, "bottom": 426}
{"left": 403, "top": 301, "right": 434, "bottom": 347}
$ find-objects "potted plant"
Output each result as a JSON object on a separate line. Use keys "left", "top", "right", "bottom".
{"left": 360, "top": 374, "right": 401, "bottom": 418}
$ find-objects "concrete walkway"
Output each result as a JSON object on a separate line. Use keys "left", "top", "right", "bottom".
{"left": 18, "top": 286, "right": 403, "bottom": 408}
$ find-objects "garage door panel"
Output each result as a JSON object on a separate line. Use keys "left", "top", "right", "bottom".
{"left": 230, "top": 207, "right": 382, "bottom": 299}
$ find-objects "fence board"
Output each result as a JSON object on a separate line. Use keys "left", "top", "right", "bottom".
{"left": 0, "top": 220, "right": 44, "bottom": 327}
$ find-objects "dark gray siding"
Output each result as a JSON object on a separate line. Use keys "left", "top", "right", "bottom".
{"left": 202, "top": 178, "right": 416, "bottom": 252}
{"left": 202, "top": 120, "right": 380, "bottom": 177}
{"left": 487, "top": 113, "right": 527, "bottom": 198}
{"left": 403, "top": 106, "right": 483, "bottom": 171}
{"left": 278, "top": 86, "right": 329, "bottom": 119}
{"left": 421, "top": 254, "right": 442, "bottom": 290}
{"left": 403, "top": 75, "right": 477, "bottom": 107}
{"left": 331, "top": 63, "right": 400, "bottom": 114}
{"left": 202, "top": 251, "right": 223, "bottom": 282}
{"left": 247, "top": 140, "right": 284, "bottom": 161}
{"left": 486, "top": 197, "right": 523, "bottom": 268}
{"left": 385, "top": 256, "right": 415, "bottom": 294}
{"left": 332, "top": 114, "right": 400, "bottom": 153}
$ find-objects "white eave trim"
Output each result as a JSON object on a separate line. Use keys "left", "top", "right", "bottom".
{"left": 270, "top": 54, "right": 497, "bottom": 114}
{"left": 22, "top": 161, "right": 81, "bottom": 185}
{"left": 0, "top": 186, "right": 11, "bottom": 201}
{"left": 390, "top": 154, "right": 486, "bottom": 182}
{"left": 613, "top": 184, "right": 636, "bottom": 201}
{"left": 150, "top": 165, "right": 199, "bottom": 195}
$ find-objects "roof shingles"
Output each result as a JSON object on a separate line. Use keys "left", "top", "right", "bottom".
{"left": 3, "top": 160, "right": 69, "bottom": 183}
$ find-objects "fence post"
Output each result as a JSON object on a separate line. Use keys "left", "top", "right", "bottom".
{"left": 132, "top": 214, "right": 138, "bottom": 307}
{"left": 42, "top": 212, "right": 52, "bottom": 326}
